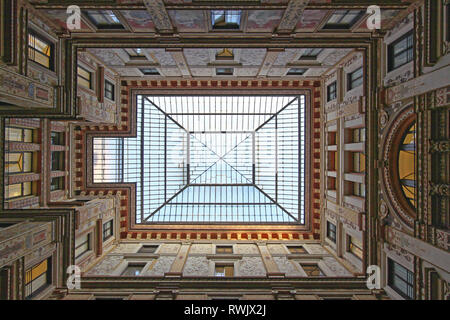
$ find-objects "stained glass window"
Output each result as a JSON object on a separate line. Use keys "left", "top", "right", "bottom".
{"left": 398, "top": 122, "right": 416, "bottom": 208}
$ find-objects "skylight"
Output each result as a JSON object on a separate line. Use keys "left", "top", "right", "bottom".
{"left": 93, "top": 95, "right": 305, "bottom": 224}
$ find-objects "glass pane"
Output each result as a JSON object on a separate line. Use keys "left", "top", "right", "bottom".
{"left": 78, "top": 67, "right": 91, "bottom": 80}
{"left": 23, "top": 182, "right": 32, "bottom": 196}
{"left": 6, "top": 184, "right": 22, "bottom": 199}
{"left": 33, "top": 37, "right": 51, "bottom": 56}
{"left": 23, "top": 153, "right": 32, "bottom": 172}
{"left": 24, "top": 129, "right": 33, "bottom": 143}
{"left": 5, "top": 127, "right": 23, "bottom": 141}
{"left": 33, "top": 51, "right": 50, "bottom": 68}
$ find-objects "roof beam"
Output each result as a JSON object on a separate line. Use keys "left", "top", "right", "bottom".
{"left": 143, "top": 0, "right": 174, "bottom": 34}
{"left": 277, "top": 0, "right": 310, "bottom": 34}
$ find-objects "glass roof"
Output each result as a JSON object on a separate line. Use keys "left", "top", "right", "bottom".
{"left": 93, "top": 95, "right": 305, "bottom": 224}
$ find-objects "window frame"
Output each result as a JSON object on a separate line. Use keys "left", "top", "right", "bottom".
{"left": 138, "top": 245, "right": 159, "bottom": 254}
{"left": 287, "top": 68, "right": 307, "bottom": 76}
{"left": 214, "top": 264, "right": 234, "bottom": 277}
{"left": 387, "top": 258, "right": 414, "bottom": 300}
{"left": 50, "top": 131, "right": 65, "bottom": 145}
{"left": 139, "top": 68, "right": 160, "bottom": 75}
{"left": 84, "top": 10, "right": 125, "bottom": 30}
{"left": 216, "top": 246, "right": 233, "bottom": 254}
{"left": 347, "top": 235, "right": 363, "bottom": 260}
{"left": 327, "top": 81, "right": 337, "bottom": 102}
{"left": 322, "top": 10, "right": 365, "bottom": 30}
{"left": 5, "top": 152, "right": 33, "bottom": 174}
{"left": 75, "top": 233, "right": 91, "bottom": 260}
{"left": 104, "top": 79, "right": 115, "bottom": 101}
{"left": 5, "top": 182, "right": 32, "bottom": 200}
{"left": 102, "top": 219, "right": 114, "bottom": 242}
{"left": 51, "top": 151, "right": 65, "bottom": 171}
{"left": 25, "top": 258, "right": 52, "bottom": 300}
{"left": 28, "top": 31, "right": 54, "bottom": 70}
{"left": 121, "top": 263, "right": 146, "bottom": 276}
{"left": 77, "top": 66, "right": 93, "bottom": 89}
{"left": 211, "top": 10, "right": 242, "bottom": 30}
{"left": 347, "top": 67, "right": 364, "bottom": 91}
{"left": 301, "top": 264, "right": 324, "bottom": 276}
{"left": 5, "top": 126, "right": 33, "bottom": 142}
{"left": 326, "top": 221, "right": 337, "bottom": 243}
{"left": 50, "top": 176, "right": 65, "bottom": 192}
{"left": 299, "top": 48, "right": 323, "bottom": 60}
{"left": 388, "top": 31, "right": 414, "bottom": 72}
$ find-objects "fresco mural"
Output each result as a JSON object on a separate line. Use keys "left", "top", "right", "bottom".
{"left": 167, "top": 10, "right": 207, "bottom": 32}
{"left": 246, "top": 10, "right": 284, "bottom": 33}
{"left": 121, "top": 10, "right": 156, "bottom": 32}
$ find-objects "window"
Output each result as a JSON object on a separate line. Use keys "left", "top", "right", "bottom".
{"left": 50, "top": 132, "right": 64, "bottom": 145}
{"left": 5, "top": 152, "right": 32, "bottom": 174}
{"left": 327, "top": 82, "right": 337, "bottom": 102}
{"left": 326, "top": 221, "right": 336, "bottom": 243}
{"left": 216, "top": 246, "right": 233, "bottom": 254}
{"left": 50, "top": 177, "right": 64, "bottom": 191}
{"left": 323, "top": 10, "right": 364, "bottom": 29}
{"left": 352, "top": 128, "right": 365, "bottom": 143}
{"left": 75, "top": 233, "right": 91, "bottom": 260}
{"left": 211, "top": 10, "right": 241, "bottom": 30}
{"left": 301, "top": 264, "right": 324, "bottom": 276}
{"left": 388, "top": 258, "right": 414, "bottom": 299}
{"left": 353, "top": 182, "right": 365, "bottom": 197}
{"left": 84, "top": 10, "right": 124, "bottom": 29}
{"left": 105, "top": 80, "right": 115, "bottom": 101}
{"left": 139, "top": 68, "right": 160, "bottom": 75}
{"left": 25, "top": 258, "right": 52, "bottom": 299}
{"left": 216, "top": 67, "right": 234, "bottom": 76}
{"left": 51, "top": 151, "right": 64, "bottom": 171}
{"left": 347, "top": 67, "right": 363, "bottom": 91}
{"left": 77, "top": 66, "right": 92, "bottom": 89}
{"left": 398, "top": 122, "right": 416, "bottom": 208}
{"left": 352, "top": 152, "right": 366, "bottom": 173}
{"left": 102, "top": 220, "right": 113, "bottom": 241}
{"left": 121, "top": 263, "right": 145, "bottom": 276}
{"left": 348, "top": 236, "right": 363, "bottom": 259}
{"left": 287, "top": 68, "right": 307, "bottom": 75}
{"left": 93, "top": 95, "right": 306, "bottom": 224}
{"left": 300, "top": 48, "right": 323, "bottom": 60}
{"left": 138, "top": 245, "right": 159, "bottom": 254}
{"left": 388, "top": 31, "right": 414, "bottom": 72}
{"left": 5, "top": 182, "right": 32, "bottom": 200}
{"left": 28, "top": 32, "right": 53, "bottom": 70}
{"left": 5, "top": 127, "right": 33, "bottom": 142}
{"left": 215, "top": 264, "right": 234, "bottom": 277}
{"left": 125, "top": 48, "right": 145, "bottom": 58}
{"left": 288, "top": 246, "right": 307, "bottom": 254}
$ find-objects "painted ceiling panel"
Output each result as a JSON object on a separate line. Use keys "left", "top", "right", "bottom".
{"left": 190, "top": 67, "right": 214, "bottom": 77}
{"left": 273, "top": 49, "right": 299, "bottom": 66}
{"left": 235, "top": 68, "right": 260, "bottom": 77}
{"left": 295, "top": 10, "right": 328, "bottom": 31}
{"left": 88, "top": 49, "right": 126, "bottom": 66}
{"left": 237, "top": 49, "right": 267, "bottom": 66}
{"left": 168, "top": 10, "right": 207, "bottom": 32}
{"left": 147, "top": 49, "right": 177, "bottom": 66}
{"left": 246, "top": 10, "right": 284, "bottom": 33}
{"left": 43, "top": 10, "right": 92, "bottom": 32}
{"left": 183, "top": 48, "right": 212, "bottom": 66}
{"left": 160, "top": 67, "right": 183, "bottom": 77}
{"left": 121, "top": 10, "right": 156, "bottom": 32}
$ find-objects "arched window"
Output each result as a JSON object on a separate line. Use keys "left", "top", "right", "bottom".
{"left": 397, "top": 122, "right": 416, "bottom": 209}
